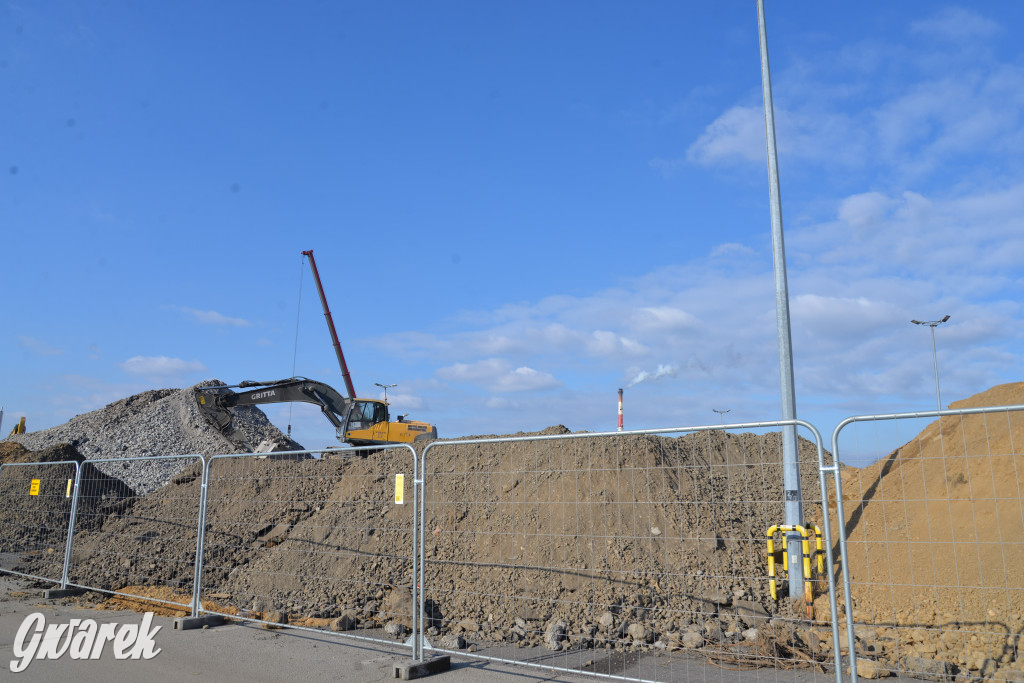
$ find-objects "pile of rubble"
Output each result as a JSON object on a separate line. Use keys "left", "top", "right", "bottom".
{"left": 6, "top": 381, "right": 301, "bottom": 494}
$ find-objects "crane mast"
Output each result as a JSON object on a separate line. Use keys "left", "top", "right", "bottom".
{"left": 301, "top": 250, "right": 356, "bottom": 399}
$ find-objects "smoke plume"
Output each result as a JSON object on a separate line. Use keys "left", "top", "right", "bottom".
{"left": 626, "top": 363, "right": 679, "bottom": 388}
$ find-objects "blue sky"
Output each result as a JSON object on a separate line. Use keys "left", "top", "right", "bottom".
{"left": 3, "top": 2, "right": 1024, "bottom": 458}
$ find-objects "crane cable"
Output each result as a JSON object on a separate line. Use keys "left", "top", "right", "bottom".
{"left": 288, "top": 253, "right": 306, "bottom": 437}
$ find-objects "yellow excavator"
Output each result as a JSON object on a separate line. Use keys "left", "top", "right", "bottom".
{"left": 196, "top": 250, "right": 437, "bottom": 448}
{"left": 196, "top": 376, "right": 435, "bottom": 447}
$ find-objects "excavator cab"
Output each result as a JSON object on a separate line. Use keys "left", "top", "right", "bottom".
{"left": 345, "top": 399, "right": 392, "bottom": 444}
{"left": 346, "top": 400, "right": 388, "bottom": 431}
{"left": 343, "top": 398, "right": 435, "bottom": 446}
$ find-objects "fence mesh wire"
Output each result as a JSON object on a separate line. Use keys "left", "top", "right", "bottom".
{"left": 198, "top": 447, "right": 418, "bottom": 647}
{"left": 833, "top": 407, "right": 1024, "bottom": 682}
{"left": 420, "top": 426, "right": 839, "bottom": 682}
{"left": 66, "top": 455, "right": 204, "bottom": 608}
{"left": 0, "top": 461, "right": 79, "bottom": 583}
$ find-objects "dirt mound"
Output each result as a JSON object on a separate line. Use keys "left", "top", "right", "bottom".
{"left": 836, "top": 382, "right": 1024, "bottom": 675}
{"left": 0, "top": 441, "right": 135, "bottom": 580}
{"left": 191, "top": 430, "right": 829, "bottom": 648}
{"left": 1, "top": 441, "right": 83, "bottom": 465}
{"left": 29, "top": 427, "right": 828, "bottom": 650}
{"left": 8, "top": 380, "right": 1024, "bottom": 677}
{"left": 0, "top": 442, "right": 135, "bottom": 518}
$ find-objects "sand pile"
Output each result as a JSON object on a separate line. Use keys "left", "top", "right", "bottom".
{"left": 835, "top": 382, "right": 1024, "bottom": 678}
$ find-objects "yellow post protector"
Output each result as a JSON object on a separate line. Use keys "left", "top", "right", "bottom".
{"left": 395, "top": 474, "right": 405, "bottom": 505}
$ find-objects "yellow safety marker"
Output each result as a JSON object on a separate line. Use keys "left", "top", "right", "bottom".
{"left": 766, "top": 524, "right": 814, "bottom": 619}
{"left": 807, "top": 523, "right": 824, "bottom": 573}
{"left": 394, "top": 474, "right": 405, "bottom": 505}
{"left": 66, "top": 479, "right": 73, "bottom": 498}
{"left": 29, "top": 479, "right": 40, "bottom": 496}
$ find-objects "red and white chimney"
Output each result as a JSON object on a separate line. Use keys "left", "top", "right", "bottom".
{"left": 617, "top": 388, "right": 623, "bottom": 431}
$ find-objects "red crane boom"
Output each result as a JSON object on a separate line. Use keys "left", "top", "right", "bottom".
{"left": 301, "top": 250, "right": 356, "bottom": 400}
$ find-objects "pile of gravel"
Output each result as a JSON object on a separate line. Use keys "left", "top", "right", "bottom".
{"left": 7, "top": 380, "right": 303, "bottom": 495}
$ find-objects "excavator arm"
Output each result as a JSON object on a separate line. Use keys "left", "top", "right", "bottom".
{"left": 196, "top": 377, "right": 353, "bottom": 444}
{"left": 227, "top": 378, "right": 351, "bottom": 431}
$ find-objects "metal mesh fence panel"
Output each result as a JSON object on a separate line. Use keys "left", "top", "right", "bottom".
{"left": 197, "top": 446, "right": 419, "bottom": 651}
{"left": 66, "top": 454, "right": 205, "bottom": 609}
{"left": 832, "top": 405, "right": 1024, "bottom": 683}
{"left": 0, "top": 461, "right": 79, "bottom": 584}
{"left": 419, "top": 423, "right": 842, "bottom": 683}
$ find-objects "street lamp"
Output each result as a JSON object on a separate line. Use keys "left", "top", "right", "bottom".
{"left": 374, "top": 382, "right": 397, "bottom": 403}
{"left": 911, "top": 315, "right": 950, "bottom": 411}
{"left": 712, "top": 408, "right": 731, "bottom": 424}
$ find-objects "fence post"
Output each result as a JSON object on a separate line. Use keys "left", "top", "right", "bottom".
{"left": 59, "top": 462, "right": 83, "bottom": 590}
{"left": 175, "top": 455, "right": 222, "bottom": 631}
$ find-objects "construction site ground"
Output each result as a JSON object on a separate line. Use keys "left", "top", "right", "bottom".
{"left": 2, "top": 381, "right": 1024, "bottom": 681}
{"left": 0, "top": 574, "right": 843, "bottom": 683}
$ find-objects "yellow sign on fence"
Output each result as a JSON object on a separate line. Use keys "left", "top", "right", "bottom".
{"left": 395, "top": 474, "right": 405, "bottom": 505}
{"left": 29, "top": 479, "right": 40, "bottom": 496}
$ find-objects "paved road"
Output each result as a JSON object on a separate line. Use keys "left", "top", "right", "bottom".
{"left": 0, "top": 575, "right": 595, "bottom": 683}
{"left": 0, "top": 575, "right": 848, "bottom": 683}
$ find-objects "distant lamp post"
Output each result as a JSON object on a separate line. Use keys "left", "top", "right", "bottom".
{"left": 375, "top": 382, "right": 397, "bottom": 404}
{"left": 911, "top": 315, "right": 950, "bottom": 411}
{"left": 712, "top": 408, "right": 731, "bottom": 424}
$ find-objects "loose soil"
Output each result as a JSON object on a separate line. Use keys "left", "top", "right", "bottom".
{"left": 3, "top": 381, "right": 1024, "bottom": 680}
{"left": 833, "top": 382, "right": 1024, "bottom": 678}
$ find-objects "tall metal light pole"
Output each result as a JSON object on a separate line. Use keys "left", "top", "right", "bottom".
{"left": 713, "top": 409, "right": 731, "bottom": 424}
{"left": 911, "top": 315, "right": 950, "bottom": 411}
{"left": 757, "top": 0, "right": 804, "bottom": 595}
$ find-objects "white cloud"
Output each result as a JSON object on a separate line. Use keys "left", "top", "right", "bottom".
{"left": 792, "top": 294, "right": 904, "bottom": 339}
{"left": 585, "top": 330, "right": 648, "bottom": 357}
{"left": 911, "top": 7, "right": 1000, "bottom": 42}
{"left": 632, "top": 306, "right": 700, "bottom": 333}
{"left": 18, "top": 336, "right": 64, "bottom": 356}
{"left": 710, "top": 242, "right": 756, "bottom": 259}
{"left": 686, "top": 106, "right": 764, "bottom": 165}
{"left": 383, "top": 392, "right": 424, "bottom": 412}
{"left": 836, "top": 192, "right": 896, "bottom": 230}
{"left": 794, "top": 185, "right": 1024, "bottom": 277}
{"left": 436, "top": 358, "right": 560, "bottom": 393}
{"left": 683, "top": 12, "right": 1024, "bottom": 183}
{"left": 120, "top": 356, "right": 207, "bottom": 376}
{"left": 173, "top": 306, "right": 252, "bottom": 327}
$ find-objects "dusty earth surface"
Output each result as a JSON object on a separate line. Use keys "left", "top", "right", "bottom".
{"left": 833, "top": 383, "right": 1024, "bottom": 679}
{"left": 2, "top": 381, "right": 1024, "bottom": 681}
